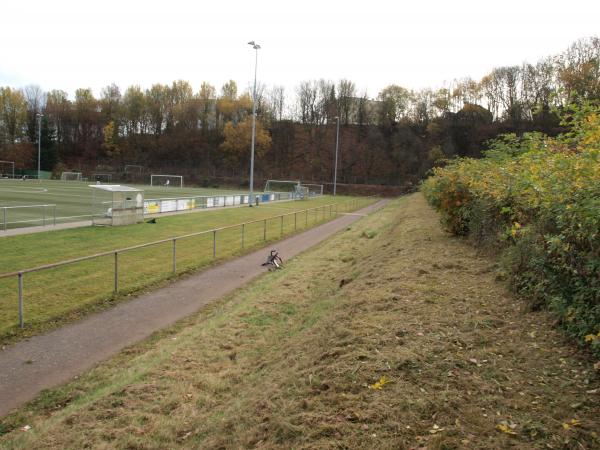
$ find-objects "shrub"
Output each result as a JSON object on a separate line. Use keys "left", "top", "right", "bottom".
{"left": 422, "top": 102, "right": 600, "bottom": 353}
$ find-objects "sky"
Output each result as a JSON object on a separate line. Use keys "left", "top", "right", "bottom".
{"left": 1, "top": 0, "right": 598, "bottom": 100}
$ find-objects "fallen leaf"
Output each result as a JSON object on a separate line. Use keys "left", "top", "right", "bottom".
{"left": 563, "top": 418, "right": 581, "bottom": 430}
{"left": 370, "top": 376, "right": 389, "bottom": 390}
{"left": 429, "top": 424, "right": 445, "bottom": 434}
{"left": 497, "top": 422, "right": 517, "bottom": 435}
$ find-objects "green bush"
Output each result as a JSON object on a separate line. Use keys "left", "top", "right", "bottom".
{"left": 421, "top": 103, "right": 600, "bottom": 353}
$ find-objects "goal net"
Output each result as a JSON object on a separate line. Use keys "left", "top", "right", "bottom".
{"left": 0, "top": 160, "right": 15, "bottom": 178}
{"left": 61, "top": 171, "right": 82, "bottom": 181}
{"left": 300, "top": 183, "right": 324, "bottom": 197}
{"left": 295, "top": 185, "right": 310, "bottom": 200}
{"left": 150, "top": 174, "right": 183, "bottom": 188}
{"left": 124, "top": 164, "right": 144, "bottom": 174}
{"left": 264, "top": 179, "right": 301, "bottom": 193}
{"left": 92, "top": 173, "right": 113, "bottom": 183}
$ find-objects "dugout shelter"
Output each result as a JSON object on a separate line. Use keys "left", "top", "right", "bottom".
{"left": 90, "top": 184, "right": 144, "bottom": 226}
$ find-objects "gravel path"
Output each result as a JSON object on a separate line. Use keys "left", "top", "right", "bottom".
{"left": 0, "top": 200, "right": 388, "bottom": 417}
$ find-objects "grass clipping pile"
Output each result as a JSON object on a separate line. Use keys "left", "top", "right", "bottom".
{"left": 1, "top": 194, "right": 599, "bottom": 449}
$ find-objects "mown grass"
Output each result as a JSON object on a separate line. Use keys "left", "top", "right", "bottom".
{"left": 0, "top": 196, "right": 374, "bottom": 342}
{"left": 0, "top": 179, "right": 245, "bottom": 228}
{"left": 0, "top": 193, "right": 598, "bottom": 449}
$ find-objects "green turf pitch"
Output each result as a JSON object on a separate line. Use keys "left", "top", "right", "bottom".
{"left": 0, "top": 179, "right": 245, "bottom": 229}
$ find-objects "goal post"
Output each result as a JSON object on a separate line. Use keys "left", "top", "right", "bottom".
{"left": 124, "top": 164, "right": 144, "bottom": 174}
{"left": 150, "top": 174, "right": 183, "bottom": 188}
{"left": 299, "top": 183, "right": 324, "bottom": 197}
{"left": 264, "top": 179, "right": 301, "bottom": 193}
{"left": 92, "top": 173, "right": 113, "bottom": 183}
{"left": 295, "top": 185, "right": 310, "bottom": 200}
{"left": 0, "top": 160, "right": 15, "bottom": 179}
{"left": 60, "top": 171, "right": 82, "bottom": 181}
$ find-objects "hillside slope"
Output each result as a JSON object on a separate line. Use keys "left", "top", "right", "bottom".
{"left": 1, "top": 193, "right": 598, "bottom": 449}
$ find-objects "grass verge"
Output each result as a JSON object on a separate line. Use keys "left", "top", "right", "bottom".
{"left": 0, "top": 193, "right": 598, "bottom": 449}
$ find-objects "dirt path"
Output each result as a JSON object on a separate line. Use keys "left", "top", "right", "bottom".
{"left": 0, "top": 200, "right": 388, "bottom": 417}
{"left": 0, "top": 219, "right": 92, "bottom": 237}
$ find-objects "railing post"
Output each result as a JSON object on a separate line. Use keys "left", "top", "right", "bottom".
{"left": 53, "top": 205, "right": 56, "bottom": 226}
{"left": 241, "top": 223, "right": 245, "bottom": 249}
{"left": 42, "top": 205, "right": 46, "bottom": 226}
{"left": 3, "top": 207, "right": 6, "bottom": 232}
{"left": 280, "top": 215, "right": 283, "bottom": 236}
{"left": 305, "top": 209, "right": 308, "bottom": 227}
{"left": 294, "top": 212, "right": 297, "bottom": 231}
{"left": 213, "top": 230, "right": 217, "bottom": 258}
{"left": 18, "top": 272, "right": 24, "bottom": 328}
{"left": 263, "top": 219, "right": 267, "bottom": 241}
{"left": 114, "top": 252, "right": 119, "bottom": 293}
{"left": 172, "top": 239, "right": 177, "bottom": 274}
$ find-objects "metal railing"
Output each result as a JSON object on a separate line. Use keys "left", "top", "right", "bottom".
{"left": 0, "top": 197, "right": 374, "bottom": 329}
{"left": 1, "top": 204, "right": 57, "bottom": 231}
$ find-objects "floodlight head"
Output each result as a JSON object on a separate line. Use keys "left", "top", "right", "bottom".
{"left": 248, "top": 41, "right": 255, "bottom": 46}
{"left": 248, "top": 41, "right": 260, "bottom": 49}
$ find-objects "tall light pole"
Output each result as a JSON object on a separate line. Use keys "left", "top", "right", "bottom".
{"left": 36, "top": 113, "right": 43, "bottom": 182}
{"left": 247, "top": 40, "right": 261, "bottom": 206}
{"left": 333, "top": 116, "right": 340, "bottom": 196}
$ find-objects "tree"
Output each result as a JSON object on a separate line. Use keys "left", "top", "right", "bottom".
{"left": 170, "top": 80, "right": 196, "bottom": 130}
{"left": 198, "top": 82, "right": 216, "bottom": 132}
{"left": 74, "top": 88, "right": 100, "bottom": 159}
{"left": 122, "top": 85, "right": 145, "bottom": 135}
{"left": 377, "top": 85, "right": 411, "bottom": 126}
{"left": 40, "top": 115, "right": 57, "bottom": 170}
{"left": 145, "top": 83, "right": 169, "bottom": 135}
{"left": 268, "top": 85, "right": 285, "bottom": 121}
{"left": 102, "top": 121, "right": 120, "bottom": 158}
{"left": 556, "top": 37, "right": 600, "bottom": 101}
{"left": 45, "top": 90, "right": 71, "bottom": 160}
{"left": 24, "top": 84, "right": 45, "bottom": 143}
{"left": 0, "top": 87, "right": 27, "bottom": 145}
{"left": 220, "top": 118, "right": 271, "bottom": 169}
{"left": 100, "top": 84, "right": 121, "bottom": 124}
{"left": 337, "top": 79, "right": 356, "bottom": 124}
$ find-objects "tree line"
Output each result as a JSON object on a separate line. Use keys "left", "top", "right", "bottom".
{"left": 0, "top": 37, "right": 598, "bottom": 186}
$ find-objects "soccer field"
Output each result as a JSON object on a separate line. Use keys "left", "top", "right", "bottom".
{"left": 0, "top": 179, "right": 246, "bottom": 229}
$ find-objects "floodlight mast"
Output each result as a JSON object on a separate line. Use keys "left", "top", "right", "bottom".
{"left": 248, "top": 40, "right": 260, "bottom": 206}
{"left": 37, "top": 113, "right": 43, "bottom": 182}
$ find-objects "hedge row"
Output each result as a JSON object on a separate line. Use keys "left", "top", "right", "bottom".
{"left": 422, "top": 104, "right": 600, "bottom": 354}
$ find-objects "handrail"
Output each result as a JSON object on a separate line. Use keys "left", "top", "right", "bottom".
{"left": 0, "top": 199, "right": 370, "bottom": 279}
